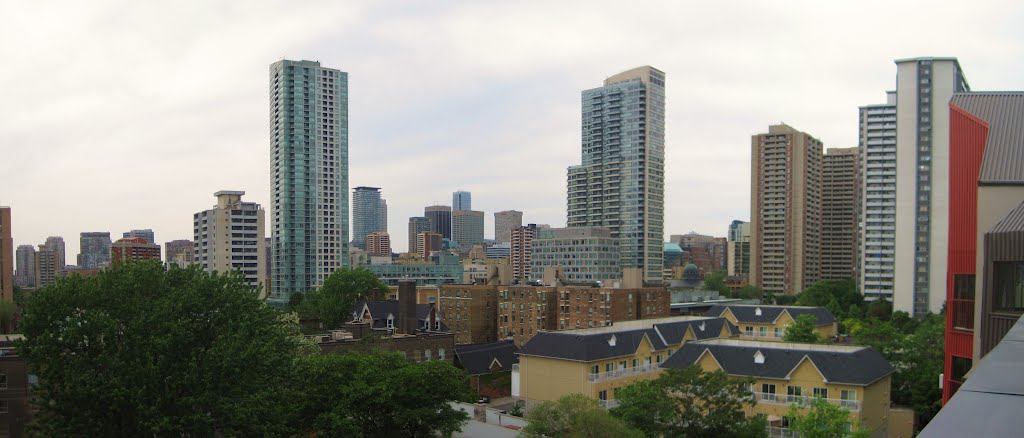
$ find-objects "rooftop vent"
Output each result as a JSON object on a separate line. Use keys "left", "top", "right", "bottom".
{"left": 608, "top": 335, "right": 617, "bottom": 347}
{"left": 698, "top": 322, "right": 706, "bottom": 332}
{"left": 754, "top": 350, "right": 765, "bottom": 364}
{"left": 755, "top": 307, "right": 762, "bottom": 316}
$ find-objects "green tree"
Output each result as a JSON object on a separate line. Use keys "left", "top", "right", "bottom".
{"left": 787, "top": 398, "right": 870, "bottom": 438}
{"left": 850, "top": 318, "right": 901, "bottom": 360}
{"left": 303, "top": 268, "right": 389, "bottom": 329}
{"left": 737, "top": 285, "right": 764, "bottom": 300}
{"left": 16, "top": 261, "right": 300, "bottom": 436}
{"left": 784, "top": 314, "right": 821, "bottom": 343}
{"left": 866, "top": 299, "right": 893, "bottom": 320}
{"left": 893, "top": 314, "right": 944, "bottom": 426}
{"left": 293, "top": 351, "right": 471, "bottom": 438}
{"left": 611, "top": 366, "right": 765, "bottom": 438}
{"left": 523, "top": 393, "right": 642, "bottom": 438}
{"left": 0, "top": 298, "right": 15, "bottom": 333}
{"left": 797, "top": 280, "right": 863, "bottom": 321}
{"left": 703, "top": 270, "right": 731, "bottom": 296}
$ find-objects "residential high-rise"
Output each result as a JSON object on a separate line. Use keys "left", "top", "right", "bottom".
{"left": 531, "top": 227, "right": 620, "bottom": 283}
{"left": 750, "top": 124, "right": 823, "bottom": 296}
{"left": 111, "top": 237, "right": 161, "bottom": 264}
{"left": 452, "top": 210, "right": 485, "bottom": 247}
{"left": 567, "top": 66, "right": 665, "bottom": 284}
{"left": 193, "top": 191, "right": 266, "bottom": 290}
{"left": 78, "top": 232, "right": 112, "bottom": 269}
{"left": 0, "top": 207, "right": 11, "bottom": 301}
{"left": 15, "top": 245, "right": 35, "bottom": 288}
{"left": 407, "top": 217, "right": 430, "bottom": 253}
{"left": 858, "top": 91, "right": 898, "bottom": 302}
{"left": 510, "top": 224, "right": 539, "bottom": 280}
{"left": 123, "top": 229, "right": 155, "bottom": 245}
{"left": 452, "top": 191, "right": 472, "bottom": 211}
{"left": 494, "top": 210, "right": 523, "bottom": 244}
{"left": 727, "top": 222, "right": 751, "bottom": 277}
{"left": 164, "top": 239, "right": 193, "bottom": 265}
{"left": 352, "top": 187, "right": 387, "bottom": 250}
{"left": 35, "top": 243, "right": 61, "bottom": 288}
{"left": 727, "top": 220, "right": 747, "bottom": 242}
{"left": 822, "top": 147, "right": 860, "bottom": 281}
{"left": 425, "top": 205, "right": 452, "bottom": 240}
{"left": 366, "top": 231, "right": 391, "bottom": 257}
{"left": 892, "top": 57, "right": 970, "bottom": 317}
{"left": 44, "top": 236, "right": 65, "bottom": 274}
{"left": 270, "top": 59, "right": 349, "bottom": 303}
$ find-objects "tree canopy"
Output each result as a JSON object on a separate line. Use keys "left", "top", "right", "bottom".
{"left": 787, "top": 398, "right": 870, "bottom": 438}
{"left": 301, "top": 267, "right": 389, "bottom": 329}
{"left": 783, "top": 314, "right": 821, "bottom": 343}
{"left": 522, "top": 393, "right": 642, "bottom": 438}
{"left": 797, "top": 280, "right": 862, "bottom": 321}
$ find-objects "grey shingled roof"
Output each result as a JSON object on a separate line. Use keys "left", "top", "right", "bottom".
{"left": 518, "top": 318, "right": 735, "bottom": 362}
{"left": 950, "top": 92, "right": 1024, "bottom": 185}
{"left": 351, "top": 300, "right": 448, "bottom": 331}
{"left": 705, "top": 304, "right": 835, "bottom": 326}
{"left": 661, "top": 341, "right": 893, "bottom": 386}
{"left": 454, "top": 341, "right": 519, "bottom": 375}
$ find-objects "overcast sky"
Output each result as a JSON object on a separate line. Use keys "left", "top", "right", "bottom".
{"left": 2, "top": 1, "right": 1023, "bottom": 259}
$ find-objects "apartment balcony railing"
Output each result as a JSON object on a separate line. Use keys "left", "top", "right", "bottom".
{"left": 744, "top": 331, "right": 784, "bottom": 339}
{"left": 587, "top": 362, "right": 663, "bottom": 383}
{"left": 767, "top": 426, "right": 799, "bottom": 437}
{"left": 750, "top": 392, "right": 860, "bottom": 411}
{"left": 597, "top": 399, "right": 620, "bottom": 409}
{"left": 950, "top": 299, "right": 975, "bottom": 331}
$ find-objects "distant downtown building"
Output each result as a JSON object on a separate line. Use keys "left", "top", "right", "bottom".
{"left": 123, "top": 229, "right": 155, "bottom": 245}
{"left": 111, "top": 237, "right": 161, "bottom": 264}
{"left": 452, "top": 191, "right": 472, "bottom": 211}
{"left": 727, "top": 220, "right": 747, "bottom": 242}
{"left": 425, "top": 205, "right": 452, "bottom": 240}
{"left": 270, "top": 59, "right": 349, "bottom": 303}
{"left": 416, "top": 231, "right": 443, "bottom": 259}
{"left": 858, "top": 91, "right": 898, "bottom": 302}
{"left": 750, "top": 124, "right": 823, "bottom": 296}
{"left": 727, "top": 222, "right": 751, "bottom": 277}
{"left": 822, "top": 147, "right": 860, "bottom": 281}
{"left": 494, "top": 210, "right": 523, "bottom": 244}
{"left": 452, "top": 210, "right": 485, "bottom": 247}
{"left": 44, "top": 236, "right": 66, "bottom": 274}
{"left": 407, "top": 217, "right": 430, "bottom": 254}
{"left": 366, "top": 231, "right": 391, "bottom": 257}
{"left": 511, "top": 224, "right": 540, "bottom": 280}
{"left": 164, "top": 239, "right": 194, "bottom": 265}
{"left": 77, "top": 232, "right": 112, "bottom": 269}
{"left": 567, "top": 66, "right": 665, "bottom": 284}
{"left": 892, "top": 57, "right": 970, "bottom": 317}
{"left": 15, "top": 245, "right": 34, "bottom": 288}
{"left": 531, "top": 226, "right": 620, "bottom": 283}
{"left": 0, "top": 207, "right": 11, "bottom": 301}
{"left": 34, "top": 243, "right": 62, "bottom": 288}
{"left": 193, "top": 191, "right": 266, "bottom": 290}
{"left": 352, "top": 186, "right": 387, "bottom": 250}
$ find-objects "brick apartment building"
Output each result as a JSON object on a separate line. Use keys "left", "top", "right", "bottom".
{"left": 438, "top": 284, "right": 498, "bottom": 345}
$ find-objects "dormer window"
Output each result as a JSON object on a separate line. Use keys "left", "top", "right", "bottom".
{"left": 608, "top": 335, "right": 617, "bottom": 346}
{"left": 755, "top": 307, "right": 762, "bottom": 316}
{"left": 754, "top": 350, "right": 765, "bottom": 364}
{"left": 386, "top": 315, "right": 394, "bottom": 329}
{"left": 698, "top": 322, "right": 706, "bottom": 332}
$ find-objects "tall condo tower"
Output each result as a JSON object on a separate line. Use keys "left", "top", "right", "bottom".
{"left": 858, "top": 92, "right": 898, "bottom": 302}
{"left": 567, "top": 66, "right": 666, "bottom": 284}
{"left": 270, "top": 59, "right": 349, "bottom": 303}
{"left": 351, "top": 186, "right": 387, "bottom": 250}
{"left": 821, "top": 147, "right": 860, "bottom": 281}
{"left": 194, "top": 191, "right": 267, "bottom": 291}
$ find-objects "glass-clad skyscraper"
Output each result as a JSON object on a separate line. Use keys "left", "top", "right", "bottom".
{"left": 269, "top": 59, "right": 348, "bottom": 303}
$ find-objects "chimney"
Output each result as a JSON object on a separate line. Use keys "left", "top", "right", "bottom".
{"left": 371, "top": 287, "right": 386, "bottom": 301}
{"left": 398, "top": 280, "right": 418, "bottom": 335}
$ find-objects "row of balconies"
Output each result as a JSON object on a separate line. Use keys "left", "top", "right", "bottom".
{"left": 586, "top": 362, "right": 663, "bottom": 383}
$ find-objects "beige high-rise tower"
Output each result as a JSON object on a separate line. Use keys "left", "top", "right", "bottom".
{"left": 750, "top": 124, "right": 823, "bottom": 295}
{"left": 821, "top": 147, "right": 860, "bottom": 281}
{"left": 194, "top": 191, "right": 267, "bottom": 292}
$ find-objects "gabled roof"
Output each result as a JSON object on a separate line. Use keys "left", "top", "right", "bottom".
{"left": 950, "top": 92, "right": 1024, "bottom": 185}
{"left": 661, "top": 340, "right": 893, "bottom": 386}
{"left": 351, "top": 300, "right": 449, "bottom": 331}
{"left": 989, "top": 200, "right": 1024, "bottom": 235}
{"left": 454, "top": 341, "right": 519, "bottom": 375}
{"left": 706, "top": 304, "right": 835, "bottom": 326}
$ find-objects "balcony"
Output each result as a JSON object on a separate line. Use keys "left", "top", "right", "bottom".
{"left": 767, "top": 427, "right": 798, "bottom": 437}
{"left": 587, "top": 362, "right": 663, "bottom": 383}
{"left": 751, "top": 393, "right": 860, "bottom": 411}
{"left": 597, "top": 399, "right": 621, "bottom": 409}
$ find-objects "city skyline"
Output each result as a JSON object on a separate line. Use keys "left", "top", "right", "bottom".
{"left": 3, "top": 1, "right": 1024, "bottom": 259}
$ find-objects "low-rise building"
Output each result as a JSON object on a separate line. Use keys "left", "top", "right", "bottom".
{"left": 365, "top": 254, "right": 463, "bottom": 286}
{"left": 662, "top": 339, "right": 894, "bottom": 437}
{"left": 454, "top": 341, "right": 519, "bottom": 398}
{"left": 705, "top": 304, "right": 837, "bottom": 341}
{"left": 439, "top": 285, "right": 498, "bottom": 345}
{"left": 531, "top": 227, "right": 620, "bottom": 283}
{"left": 0, "top": 336, "right": 33, "bottom": 438}
{"left": 499, "top": 286, "right": 558, "bottom": 347}
{"left": 111, "top": 237, "right": 161, "bottom": 264}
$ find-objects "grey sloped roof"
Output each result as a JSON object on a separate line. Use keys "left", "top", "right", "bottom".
{"left": 454, "top": 341, "right": 519, "bottom": 375}
{"left": 661, "top": 341, "right": 893, "bottom": 386}
{"left": 351, "top": 300, "right": 448, "bottom": 331}
{"left": 654, "top": 318, "right": 737, "bottom": 345}
{"left": 989, "top": 200, "right": 1024, "bottom": 234}
{"left": 705, "top": 304, "right": 835, "bottom": 325}
{"left": 518, "top": 318, "right": 735, "bottom": 362}
{"left": 950, "top": 92, "right": 1024, "bottom": 185}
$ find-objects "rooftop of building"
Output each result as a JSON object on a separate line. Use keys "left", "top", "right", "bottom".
{"left": 950, "top": 92, "right": 1024, "bottom": 185}
{"left": 454, "top": 341, "right": 519, "bottom": 375}
{"left": 705, "top": 304, "right": 836, "bottom": 325}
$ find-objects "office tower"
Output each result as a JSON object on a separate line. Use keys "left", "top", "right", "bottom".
{"left": 164, "top": 239, "right": 193, "bottom": 265}
{"left": 417, "top": 231, "right": 442, "bottom": 259}
{"left": 111, "top": 237, "right": 161, "bottom": 264}
{"left": 750, "top": 124, "right": 823, "bottom": 296}
{"left": 567, "top": 66, "right": 665, "bottom": 284}
{"left": 352, "top": 186, "right": 387, "bottom": 250}
{"left": 35, "top": 243, "right": 61, "bottom": 288}
{"left": 366, "top": 231, "right": 391, "bottom": 257}
{"left": 15, "top": 245, "right": 35, "bottom": 288}
{"left": 78, "top": 232, "right": 112, "bottom": 269}
{"left": 452, "top": 210, "right": 485, "bottom": 247}
{"left": 510, "top": 224, "right": 539, "bottom": 280}
{"left": 407, "top": 217, "right": 430, "bottom": 254}
{"left": 44, "top": 236, "right": 66, "bottom": 274}
{"left": 893, "top": 57, "right": 970, "bottom": 317}
{"left": 727, "top": 220, "right": 747, "bottom": 242}
{"left": 270, "top": 59, "right": 349, "bottom": 303}
{"left": 452, "top": 191, "right": 472, "bottom": 211}
{"left": 494, "top": 210, "right": 523, "bottom": 244}
{"left": 728, "top": 222, "right": 751, "bottom": 277}
{"left": 123, "top": 229, "right": 155, "bottom": 244}
{"left": 193, "top": 191, "right": 266, "bottom": 289}
{"left": 0, "top": 207, "right": 11, "bottom": 301}
{"left": 531, "top": 227, "right": 620, "bottom": 283}
{"left": 858, "top": 91, "right": 898, "bottom": 302}
{"left": 425, "top": 205, "right": 452, "bottom": 240}
{"left": 821, "top": 147, "right": 860, "bottom": 281}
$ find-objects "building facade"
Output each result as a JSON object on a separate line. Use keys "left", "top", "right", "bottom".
{"left": 193, "top": 191, "right": 266, "bottom": 290}
{"left": 859, "top": 92, "right": 898, "bottom": 302}
{"left": 416, "top": 231, "right": 442, "bottom": 259}
{"left": 407, "top": 216, "right": 430, "bottom": 254}
{"left": 705, "top": 304, "right": 838, "bottom": 341}
{"left": 34, "top": 243, "right": 62, "bottom": 288}
{"left": 352, "top": 186, "right": 387, "bottom": 250}
{"left": 14, "top": 245, "right": 34, "bottom": 288}
{"left": 44, "top": 236, "right": 65, "bottom": 274}
{"left": 452, "top": 191, "right": 472, "bottom": 211}
{"left": 510, "top": 224, "right": 539, "bottom": 281}
{"left": 438, "top": 284, "right": 499, "bottom": 345}
{"left": 567, "top": 66, "right": 666, "bottom": 285}
{"left": 452, "top": 210, "right": 485, "bottom": 248}
{"left": 425, "top": 205, "right": 452, "bottom": 240}
{"left": 111, "top": 237, "right": 161, "bottom": 264}
{"left": 77, "top": 232, "right": 112, "bottom": 269}
{"left": 531, "top": 227, "right": 619, "bottom": 283}
{"left": 728, "top": 222, "right": 751, "bottom": 277}
{"left": 0, "top": 208, "right": 11, "bottom": 301}
{"left": 164, "top": 239, "right": 193, "bottom": 265}
{"left": 494, "top": 210, "right": 523, "bottom": 244}
{"left": 365, "top": 231, "right": 391, "bottom": 257}
{"left": 122, "top": 229, "right": 155, "bottom": 244}
{"left": 270, "top": 59, "right": 349, "bottom": 303}
{"left": 893, "top": 57, "right": 970, "bottom": 317}
{"left": 750, "top": 124, "right": 823, "bottom": 295}
{"left": 821, "top": 147, "right": 860, "bottom": 281}
{"left": 728, "top": 219, "right": 747, "bottom": 242}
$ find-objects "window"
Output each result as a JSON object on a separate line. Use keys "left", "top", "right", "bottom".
{"left": 813, "top": 387, "right": 828, "bottom": 399}
{"left": 438, "top": 348, "right": 446, "bottom": 360}
{"left": 761, "top": 383, "right": 777, "bottom": 401}
{"left": 424, "top": 349, "right": 432, "bottom": 361}
{"left": 745, "top": 326, "right": 753, "bottom": 336}
{"left": 774, "top": 327, "right": 782, "bottom": 338}
{"left": 759, "top": 327, "right": 768, "bottom": 337}
{"left": 598, "top": 390, "right": 607, "bottom": 401}
{"left": 591, "top": 365, "right": 600, "bottom": 374}
{"left": 840, "top": 389, "right": 857, "bottom": 409}
{"left": 787, "top": 386, "right": 804, "bottom": 403}
{"left": 993, "top": 262, "right": 1024, "bottom": 312}
{"left": 632, "top": 359, "right": 639, "bottom": 368}
{"left": 386, "top": 316, "right": 394, "bottom": 329}
{"left": 606, "top": 363, "right": 614, "bottom": 372}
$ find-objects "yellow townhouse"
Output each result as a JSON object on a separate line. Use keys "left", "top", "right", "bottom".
{"left": 706, "top": 304, "right": 838, "bottom": 341}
